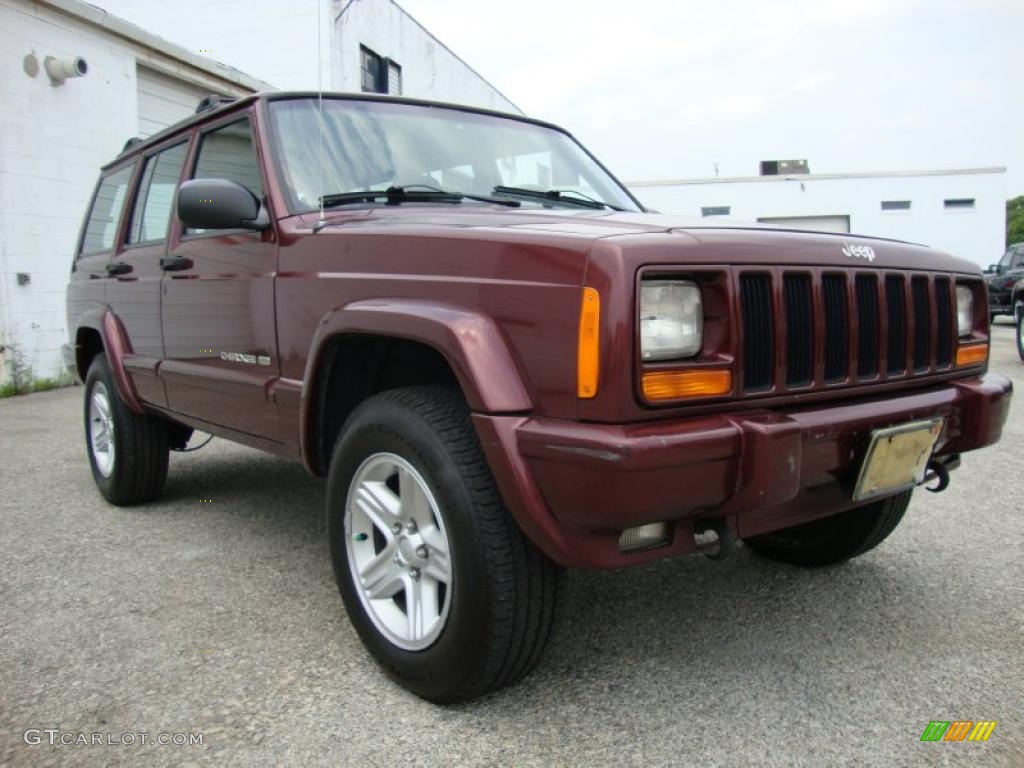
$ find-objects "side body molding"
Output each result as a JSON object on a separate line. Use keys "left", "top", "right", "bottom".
{"left": 299, "top": 299, "right": 533, "bottom": 465}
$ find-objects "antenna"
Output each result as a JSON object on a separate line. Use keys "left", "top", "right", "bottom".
{"left": 316, "top": 0, "right": 326, "bottom": 227}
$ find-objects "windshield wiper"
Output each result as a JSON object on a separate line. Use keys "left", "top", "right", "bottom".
{"left": 491, "top": 185, "right": 624, "bottom": 211}
{"left": 320, "top": 184, "right": 520, "bottom": 209}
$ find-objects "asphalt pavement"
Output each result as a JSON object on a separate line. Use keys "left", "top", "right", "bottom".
{"left": 1, "top": 322, "right": 1021, "bottom": 767}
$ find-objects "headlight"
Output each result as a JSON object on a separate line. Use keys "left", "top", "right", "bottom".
{"left": 640, "top": 280, "right": 703, "bottom": 360}
{"left": 956, "top": 284, "right": 973, "bottom": 337}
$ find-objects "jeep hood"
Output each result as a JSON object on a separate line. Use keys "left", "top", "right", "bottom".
{"left": 292, "top": 207, "right": 980, "bottom": 274}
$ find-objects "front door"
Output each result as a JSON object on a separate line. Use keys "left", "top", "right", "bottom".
{"left": 159, "top": 114, "right": 279, "bottom": 439}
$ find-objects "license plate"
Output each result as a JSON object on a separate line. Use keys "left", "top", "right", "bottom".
{"left": 852, "top": 418, "right": 944, "bottom": 502}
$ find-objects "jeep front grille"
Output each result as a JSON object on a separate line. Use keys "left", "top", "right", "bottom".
{"left": 738, "top": 269, "right": 958, "bottom": 395}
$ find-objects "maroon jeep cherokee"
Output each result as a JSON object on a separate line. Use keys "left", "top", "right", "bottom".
{"left": 65, "top": 92, "right": 1012, "bottom": 703}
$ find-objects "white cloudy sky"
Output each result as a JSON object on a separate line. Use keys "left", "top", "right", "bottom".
{"left": 399, "top": 0, "right": 1023, "bottom": 195}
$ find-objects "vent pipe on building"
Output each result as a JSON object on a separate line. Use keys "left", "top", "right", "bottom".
{"left": 44, "top": 56, "right": 88, "bottom": 86}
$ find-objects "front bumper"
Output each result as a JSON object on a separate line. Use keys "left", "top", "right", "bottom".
{"left": 474, "top": 373, "right": 1012, "bottom": 568}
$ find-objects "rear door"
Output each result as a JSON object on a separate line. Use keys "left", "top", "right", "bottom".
{"left": 159, "top": 113, "right": 280, "bottom": 439}
{"left": 106, "top": 139, "right": 190, "bottom": 406}
{"left": 70, "top": 164, "right": 136, "bottom": 371}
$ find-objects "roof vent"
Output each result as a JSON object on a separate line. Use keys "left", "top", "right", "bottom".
{"left": 195, "top": 94, "right": 234, "bottom": 114}
{"left": 760, "top": 159, "right": 809, "bottom": 176}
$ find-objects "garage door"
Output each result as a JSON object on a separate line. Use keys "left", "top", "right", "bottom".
{"left": 757, "top": 215, "right": 851, "bottom": 233}
{"left": 137, "top": 65, "right": 212, "bottom": 138}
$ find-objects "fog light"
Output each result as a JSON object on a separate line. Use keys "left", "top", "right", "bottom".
{"left": 618, "top": 522, "right": 670, "bottom": 553}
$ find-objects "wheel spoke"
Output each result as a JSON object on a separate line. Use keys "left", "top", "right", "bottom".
{"left": 405, "top": 574, "right": 439, "bottom": 642}
{"left": 398, "top": 466, "right": 431, "bottom": 527}
{"left": 354, "top": 480, "right": 402, "bottom": 535}
{"left": 359, "top": 544, "right": 402, "bottom": 599}
{"left": 421, "top": 532, "right": 451, "bottom": 584}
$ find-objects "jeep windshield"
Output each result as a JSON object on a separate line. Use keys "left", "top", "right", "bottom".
{"left": 267, "top": 96, "right": 642, "bottom": 214}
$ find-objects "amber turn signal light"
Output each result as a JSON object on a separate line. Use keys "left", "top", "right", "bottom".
{"left": 642, "top": 369, "right": 732, "bottom": 401}
{"left": 577, "top": 287, "right": 600, "bottom": 398}
{"left": 955, "top": 343, "right": 988, "bottom": 367}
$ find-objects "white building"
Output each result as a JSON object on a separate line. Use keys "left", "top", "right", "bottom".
{"left": 630, "top": 166, "right": 1007, "bottom": 269}
{"left": 87, "top": 0, "right": 520, "bottom": 113}
{"left": 0, "top": 0, "right": 517, "bottom": 385}
{"left": 0, "top": 0, "right": 272, "bottom": 385}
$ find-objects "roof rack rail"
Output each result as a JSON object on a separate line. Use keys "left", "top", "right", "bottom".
{"left": 195, "top": 94, "right": 235, "bottom": 114}
{"left": 121, "top": 137, "right": 144, "bottom": 153}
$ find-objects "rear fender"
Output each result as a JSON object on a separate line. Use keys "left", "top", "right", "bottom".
{"left": 77, "top": 309, "right": 144, "bottom": 414}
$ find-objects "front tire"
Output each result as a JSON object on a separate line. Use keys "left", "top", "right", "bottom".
{"left": 326, "top": 386, "right": 561, "bottom": 704}
{"left": 84, "top": 355, "right": 169, "bottom": 505}
{"left": 744, "top": 490, "right": 912, "bottom": 567}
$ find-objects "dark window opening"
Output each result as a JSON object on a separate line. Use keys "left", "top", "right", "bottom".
{"left": 881, "top": 200, "right": 911, "bottom": 211}
{"left": 361, "top": 45, "right": 400, "bottom": 95}
{"left": 701, "top": 206, "right": 730, "bottom": 217}
{"left": 361, "top": 46, "right": 383, "bottom": 93}
{"left": 944, "top": 198, "right": 975, "bottom": 210}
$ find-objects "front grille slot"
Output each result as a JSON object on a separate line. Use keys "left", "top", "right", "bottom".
{"left": 911, "top": 276, "right": 930, "bottom": 371}
{"left": 855, "top": 275, "right": 879, "bottom": 378}
{"left": 934, "top": 277, "right": 953, "bottom": 368}
{"left": 740, "top": 273, "right": 774, "bottom": 391}
{"left": 783, "top": 274, "right": 813, "bottom": 386}
{"left": 822, "top": 274, "right": 849, "bottom": 382}
{"left": 885, "top": 275, "right": 907, "bottom": 374}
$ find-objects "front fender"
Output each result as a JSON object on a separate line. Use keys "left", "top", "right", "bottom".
{"left": 299, "top": 299, "right": 533, "bottom": 468}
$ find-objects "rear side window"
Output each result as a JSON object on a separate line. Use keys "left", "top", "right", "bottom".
{"left": 192, "top": 117, "right": 264, "bottom": 197}
{"left": 81, "top": 165, "right": 134, "bottom": 256}
{"left": 128, "top": 142, "right": 189, "bottom": 245}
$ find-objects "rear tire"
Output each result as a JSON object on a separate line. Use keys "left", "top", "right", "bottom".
{"left": 326, "top": 386, "right": 561, "bottom": 703}
{"left": 744, "top": 490, "right": 912, "bottom": 567}
{"left": 84, "top": 355, "right": 169, "bottom": 505}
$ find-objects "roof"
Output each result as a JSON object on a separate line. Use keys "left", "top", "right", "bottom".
{"left": 628, "top": 166, "right": 1008, "bottom": 188}
{"left": 38, "top": 0, "right": 275, "bottom": 93}
{"left": 103, "top": 91, "right": 568, "bottom": 170}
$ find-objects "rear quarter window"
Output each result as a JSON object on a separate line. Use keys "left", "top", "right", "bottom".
{"left": 80, "top": 165, "right": 135, "bottom": 257}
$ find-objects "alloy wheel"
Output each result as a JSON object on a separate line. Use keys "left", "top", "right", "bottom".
{"left": 88, "top": 382, "right": 116, "bottom": 478}
{"left": 344, "top": 453, "right": 453, "bottom": 651}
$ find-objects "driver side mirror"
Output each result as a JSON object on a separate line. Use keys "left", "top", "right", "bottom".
{"left": 986, "top": 264, "right": 1004, "bottom": 275}
{"left": 178, "top": 178, "right": 269, "bottom": 231}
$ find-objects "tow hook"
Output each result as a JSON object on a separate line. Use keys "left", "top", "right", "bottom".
{"left": 924, "top": 455, "right": 959, "bottom": 494}
{"left": 694, "top": 520, "right": 735, "bottom": 560}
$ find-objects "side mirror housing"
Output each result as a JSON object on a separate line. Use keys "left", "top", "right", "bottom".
{"left": 177, "top": 178, "right": 269, "bottom": 231}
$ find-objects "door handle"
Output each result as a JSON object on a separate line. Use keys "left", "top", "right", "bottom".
{"left": 160, "top": 256, "right": 192, "bottom": 272}
{"left": 106, "top": 261, "right": 132, "bottom": 276}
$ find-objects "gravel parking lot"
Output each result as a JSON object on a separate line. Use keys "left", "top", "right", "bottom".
{"left": 1, "top": 322, "right": 1021, "bottom": 768}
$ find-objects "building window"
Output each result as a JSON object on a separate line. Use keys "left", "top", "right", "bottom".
{"left": 881, "top": 200, "right": 911, "bottom": 211}
{"left": 387, "top": 60, "right": 402, "bottom": 95}
{"left": 361, "top": 45, "right": 401, "bottom": 95}
{"left": 701, "top": 206, "right": 730, "bottom": 217}
{"left": 361, "top": 45, "right": 385, "bottom": 93}
{"left": 944, "top": 198, "right": 975, "bottom": 210}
